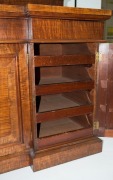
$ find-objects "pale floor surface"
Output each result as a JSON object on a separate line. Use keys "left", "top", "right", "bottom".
{"left": 1, "top": 137, "right": 113, "bottom": 180}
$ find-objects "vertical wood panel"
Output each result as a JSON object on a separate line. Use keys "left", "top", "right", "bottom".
{"left": 106, "top": 44, "right": 113, "bottom": 129}
{"left": 0, "top": 44, "right": 31, "bottom": 155}
{"left": 0, "top": 55, "right": 21, "bottom": 145}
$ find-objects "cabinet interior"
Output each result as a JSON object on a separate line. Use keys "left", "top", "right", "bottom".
{"left": 36, "top": 91, "right": 92, "bottom": 113}
{"left": 34, "top": 43, "right": 95, "bottom": 143}
{"left": 35, "top": 65, "right": 92, "bottom": 85}
{"left": 39, "top": 115, "right": 92, "bottom": 138}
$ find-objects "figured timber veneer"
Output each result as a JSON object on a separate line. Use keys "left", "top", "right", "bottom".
{"left": 0, "top": 3, "right": 112, "bottom": 173}
{"left": 0, "top": 44, "right": 31, "bottom": 173}
{"left": 0, "top": 0, "right": 63, "bottom": 6}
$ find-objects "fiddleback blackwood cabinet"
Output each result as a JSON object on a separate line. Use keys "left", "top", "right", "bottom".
{"left": 0, "top": 3, "right": 112, "bottom": 174}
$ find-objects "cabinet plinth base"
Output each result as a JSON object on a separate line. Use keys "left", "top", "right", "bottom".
{"left": 105, "top": 130, "right": 113, "bottom": 137}
{"left": 0, "top": 151, "right": 31, "bottom": 174}
{"left": 32, "top": 136, "right": 102, "bottom": 171}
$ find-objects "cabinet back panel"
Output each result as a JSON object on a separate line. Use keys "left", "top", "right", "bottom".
{"left": 35, "top": 66, "right": 93, "bottom": 85}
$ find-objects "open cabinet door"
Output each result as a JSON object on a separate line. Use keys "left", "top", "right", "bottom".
{"left": 95, "top": 43, "right": 113, "bottom": 137}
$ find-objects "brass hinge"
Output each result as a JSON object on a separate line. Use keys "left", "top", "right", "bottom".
{"left": 93, "top": 121, "right": 99, "bottom": 130}
{"left": 96, "top": 52, "right": 102, "bottom": 62}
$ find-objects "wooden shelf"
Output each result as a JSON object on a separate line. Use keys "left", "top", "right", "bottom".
{"left": 38, "top": 128, "right": 93, "bottom": 149}
{"left": 37, "top": 93, "right": 91, "bottom": 113}
{"left": 39, "top": 115, "right": 91, "bottom": 138}
{"left": 36, "top": 81, "right": 94, "bottom": 95}
{"left": 36, "top": 105, "right": 93, "bottom": 123}
{"left": 39, "top": 76, "right": 75, "bottom": 84}
{"left": 34, "top": 54, "right": 95, "bottom": 67}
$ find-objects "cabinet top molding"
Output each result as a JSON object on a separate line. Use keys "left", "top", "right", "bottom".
{"left": 0, "top": 4, "right": 25, "bottom": 17}
{"left": 26, "top": 4, "right": 112, "bottom": 20}
{"left": 0, "top": 3, "right": 112, "bottom": 20}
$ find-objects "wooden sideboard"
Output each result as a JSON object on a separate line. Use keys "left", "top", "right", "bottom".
{"left": 0, "top": 3, "right": 112, "bottom": 173}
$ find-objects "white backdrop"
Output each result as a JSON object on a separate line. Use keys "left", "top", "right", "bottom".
{"left": 64, "top": 0, "right": 75, "bottom": 7}
{"left": 64, "top": 0, "right": 101, "bottom": 8}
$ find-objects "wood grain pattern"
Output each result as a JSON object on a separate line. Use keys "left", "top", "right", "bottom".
{"left": 0, "top": 3, "right": 112, "bottom": 173}
{"left": 95, "top": 43, "right": 113, "bottom": 136}
{"left": 0, "top": 54, "right": 21, "bottom": 145}
{"left": 106, "top": 44, "right": 113, "bottom": 130}
{"left": 0, "top": 0, "right": 63, "bottom": 6}
{"left": 0, "top": 44, "right": 31, "bottom": 173}
{"left": 27, "top": 4, "right": 111, "bottom": 20}
{"left": 0, "top": 19, "right": 28, "bottom": 40}
{"left": 33, "top": 136, "right": 102, "bottom": 171}
{"left": 30, "top": 39, "right": 106, "bottom": 43}
{"left": 36, "top": 82, "right": 94, "bottom": 95}
{"left": 32, "top": 19, "right": 104, "bottom": 40}
{"left": 0, "top": 4, "right": 25, "bottom": 17}
{"left": 34, "top": 55, "right": 95, "bottom": 67}
{"left": 105, "top": 130, "right": 113, "bottom": 137}
{"left": 38, "top": 128, "right": 93, "bottom": 149}
{"left": 36, "top": 105, "right": 93, "bottom": 123}
{"left": 0, "top": 151, "right": 31, "bottom": 174}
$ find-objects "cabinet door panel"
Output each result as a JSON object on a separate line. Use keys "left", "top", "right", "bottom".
{"left": 0, "top": 44, "right": 31, "bottom": 155}
{"left": 96, "top": 43, "right": 113, "bottom": 136}
{"left": 0, "top": 44, "right": 31, "bottom": 173}
{"left": 0, "top": 54, "right": 22, "bottom": 145}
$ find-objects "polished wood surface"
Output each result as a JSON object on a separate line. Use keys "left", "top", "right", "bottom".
{"left": 35, "top": 82, "right": 94, "bottom": 95}
{"left": 95, "top": 43, "right": 113, "bottom": 136}
{"left": 0, "top": 0, "right": 63, "bottom": 6}
{"left": 33, "top": 136, "right": 102, "bottom": 171}
{"left": 36, "top": 105, "right": 93, "bottom": 123}
{"left": 0, "top": 44, "right": 31, "bottom": 173}
{"left": 30, "top": 7, "right": 107, "bottom": 166}
{"left": 34, "top": 55, "right": 95, "bottom": 67}
{"left": 0, "top": 3, "right": 112, "bottom": 173}
{"left": 26, "top": 4, "right": 111, "bottom": 20}
{"left": 27, "top": 4, "right": 111, "bottom": 41}
{"left": 32, "top": 19, "right": 104, "bottom": 41}
{"left": 0, "top": 4, "right": 25, "bottom": 17}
